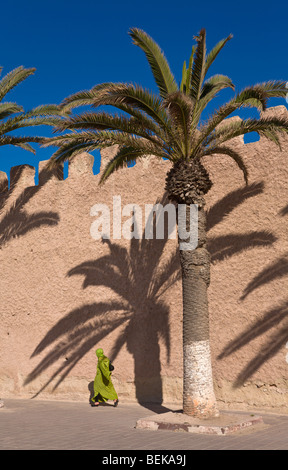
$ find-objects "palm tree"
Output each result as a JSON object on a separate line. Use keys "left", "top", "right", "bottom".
{"left": 0, "top": 65, "right": 65, "bottom": 153}
{"left": 44, "top": 28, "right": 288, "bottom": 417}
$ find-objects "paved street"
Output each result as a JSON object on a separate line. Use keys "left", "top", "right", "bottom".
{"left": 0, "top": 398, "right": 287, "bottom": 451}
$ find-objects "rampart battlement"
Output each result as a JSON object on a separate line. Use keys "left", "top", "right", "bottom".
{"left": 0, "top": 105, "right": 287, "bottom": 196}
{"left": 0, "top": 151, "right": 96, "bottom": 195}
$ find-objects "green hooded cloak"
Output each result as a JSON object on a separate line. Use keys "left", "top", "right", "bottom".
{"left": 92, "top": 348, "right": 118, "bottom": 403}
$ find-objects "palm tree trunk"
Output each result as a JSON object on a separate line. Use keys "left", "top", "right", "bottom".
{"left": 178, "top": 200, "right": 219, "bottom": 418}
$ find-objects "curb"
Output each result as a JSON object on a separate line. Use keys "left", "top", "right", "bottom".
{"left": 136, "top": 411, "right": 264, "bottom": 435}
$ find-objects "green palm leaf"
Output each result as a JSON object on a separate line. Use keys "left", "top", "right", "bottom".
{"left": 44, "top": 132, "right": 103, "bottom": 166}
{"left": 45, "top": 127, "right": 168, "bottom": 168}
{"left": 205, "top": 34, "right": 233, "bottom": 75}
{"left": 203, "top": 145, "right": 249, "bottom": 183}
{"left": 180, "top": 47, "right": 196, "bottom": 94}
{"left": 255, "top": 80, "right": 288, "bottom": 99}
{"left": 61, "top": 83, "right": 115, "bottom": 111}
{"left": 186, "top": 46, "right": 196, "bottom": 94}
{"left": 100, "top": 146, "right": 155, "bottom": 184}
{"left": 0, "top": 66, "right": 35, "bottom": 101}
{"left": 129, "top": 28, "right": 178, "bottom": 98}
{"left": 0, "top": 102, "right": 24, "bottom": 120}
{"left": 162, "top": 92, "right": 195, "bottom": 157}
{"left": 0, "top": 65, "right": 67, "bottom": 154}
{"left": 54, "top": 111, "right": 168, "bottom": 150}
{"left": 200, "top": 74, "right": 235, "bottom": 102}
{"left": 193, "top": 84, "right": 277, "bottom": 152}
{"left": 89, "top": 83, "right": 169, "bottom": 126}
{"left": 0, "top": 135, "right": 42, "bottom": 150}
{"left": 0, "top": 110, "right": 65, "bottom": 136}
{"left": 208, "top": 115, "right": 288, "bottom": 148}
{"left": 193, "top": 74, "right": 235, "bottom": 125}
{"left": 189, "top": 29, "right": 207, "bottom": 102}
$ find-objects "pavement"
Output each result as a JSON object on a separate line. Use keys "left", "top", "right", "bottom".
{"left": 0, "top": 398, "right": 288, "bottom": 451}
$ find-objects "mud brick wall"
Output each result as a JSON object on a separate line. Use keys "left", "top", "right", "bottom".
{"left": 1, "top": 106, "right": 288, "bottom": 412}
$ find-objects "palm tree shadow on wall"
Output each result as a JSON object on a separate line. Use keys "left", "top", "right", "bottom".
{"left": 25, "top": 181, "right": 277, "bottom": 404}
{"left": 25, "top": 194, "right": 179, "bottom": 409}
{"left": 206, "top": 181, "right": 276, "bottom": 262}
{"left": 0, "top": 164, "right": 61, "bottom": 246}
{"left": 218, "top": 204, "right": 288, "bottom": 387}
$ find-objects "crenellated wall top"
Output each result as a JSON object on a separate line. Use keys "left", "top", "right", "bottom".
{"left": 0, "top": 105, "right": 287, "bottom": 195}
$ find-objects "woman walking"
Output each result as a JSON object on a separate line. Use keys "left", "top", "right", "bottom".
{"left": 91, "top": 348, "right": 118, "bottom": 407}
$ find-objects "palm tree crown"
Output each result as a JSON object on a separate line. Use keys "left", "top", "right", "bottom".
{"left": 45, "top": 27, "right": 288, "bottom": 206}
{"left": 0, "top": 65, "right": 65, "bottom": 154}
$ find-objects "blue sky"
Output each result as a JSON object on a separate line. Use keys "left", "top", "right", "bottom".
{"left": 1, "top": 0, "right": 288, "bottom": 182}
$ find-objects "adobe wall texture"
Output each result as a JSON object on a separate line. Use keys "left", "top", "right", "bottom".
{"left": 0, "top": 105, "right": 288, "bottom": 412}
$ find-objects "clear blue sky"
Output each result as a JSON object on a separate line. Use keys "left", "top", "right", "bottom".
{"left": 1, "top": 0, "right": 287, "bottom": 181}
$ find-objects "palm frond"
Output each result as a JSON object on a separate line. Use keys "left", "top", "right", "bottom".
{"left": 45, "top": 128, "right": 168, "bottom": 168}
{"left": 193, "top": 74, "right": 234, "bottom": 124}
{"left": 258, "top": 128, "right": 282, "bottom": 149}
{"left": 53, "top": 111, "right": 168, "bottom": 150}
{"left": 13, "top": 142, "right": 36, "bottom": 154}
{"left": 64, "top": 88, "right": 173, "bottom": 147}
{"left": 255, "top": 80, "right": 288, "bottom": 99}
{"left": 0, "top": 103, "right": 66, "bottom": 135}
{"left": 193, "top": 86, "right": 272, "bottom": 152}
{"left": 129, "top": 28, "right": 178, "bottom": 98}
{"left": 24, "top": 104, "right": 67, "bottom": 117}
{"left": 0, "top": 66, "right": 35, "bottom": 101}
{"left": 60, "top": 83, "right": 114, "bottom": 111}
{"left": 0, "top": 135, "right": 42, "bottom": 148}
{"left": 162, "top": 92, "right": 195, "bottom": 157}
{"left": 208, "top": 115, "right": 288, "bottom": 148}
{"left": 95, "top": 130, "right": 166, "bottom": 154}
{"left": 45, "top": 132, "right": 102, "bottom": 167}
{"left": 87, "top": 82, "right": 185, "bottom": 155}
{"left": 0, "top": 65, "right": 68, "bottom": 153}
{"left": 180, "top": 46, "right": 196, "bottom": 94}
{"left": 180, "top": 60, "right": 187, "bottom": 93}
{"left": 100, "top": 146, "right": 153, "bottom": 184}
{"left": 189, "top": 29, "right": 207, "bottom": 102}
{"left": 200, "top": 74, "right": 235, "bottom": 101}
{"left": 0, "top": 102, "right": 24, "bottom": 120}
{"left": 89, "top": 83, "right": 169, "bottom": 126}
{"left": 0, "top": 114, "right": 64, "bottom": 136}
{"left": 202, "top": 145, "right": 249, "bottom": 184}
{"left": 205, "top": 34, "right": 233, "bottom": 75}
{"left": 62, "top": 83, "right": 167, "bottom": 136}
{"left": 185, "top": 46, "right": 196, "bottom": 95}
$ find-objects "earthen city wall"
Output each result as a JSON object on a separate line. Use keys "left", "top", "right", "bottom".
{"left": 1, "top": 106, "right": 288, "bottom": 412}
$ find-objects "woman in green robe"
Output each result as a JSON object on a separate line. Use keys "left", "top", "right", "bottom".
{"left": 91, "top": 348, "right": 118, "bottom": 407}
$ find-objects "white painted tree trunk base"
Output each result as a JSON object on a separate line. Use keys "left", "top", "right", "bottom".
{"left": 183, "top": 340, "right": 219, "bottom": 417}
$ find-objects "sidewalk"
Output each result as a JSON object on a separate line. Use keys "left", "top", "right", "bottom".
{"left": 0, "top": 398, "right": 287, "bottom": 450}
